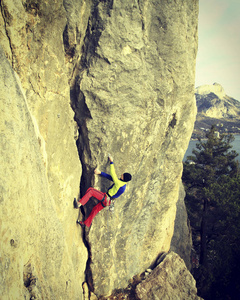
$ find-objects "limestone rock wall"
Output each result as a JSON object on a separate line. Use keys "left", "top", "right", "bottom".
{"left": 0, "top": 47, "right": 87, "bottom": 299}
{"left": 170, "top": 182, "right": 192, "bottom": 270}
{"left": 136, "top": 252, "right": 202, "bottom": 300}
{"left": 0, "top": 0, "right": 199, "bottom": 299}
{"left": 73, "top": 0, "right": 198, "bottom": 296}
{"left": 0, "top": 0, "right": 83, "bottom": 207}
{"left": 0, "top": 0, "right": 89, "bottom": 298}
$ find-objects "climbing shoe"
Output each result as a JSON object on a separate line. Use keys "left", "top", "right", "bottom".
{"left": 73, "top": 198, "right": 80, "bottom": 209}
{"left": 76, "top": 220, "right": 85, "bottom": 228}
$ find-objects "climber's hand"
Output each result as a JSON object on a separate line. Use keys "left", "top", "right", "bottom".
{"left": 94, "top": 168, "right": 101, "bottom": 175}
{"left": 108, "top": 155, "right": 113, "bottom": 163}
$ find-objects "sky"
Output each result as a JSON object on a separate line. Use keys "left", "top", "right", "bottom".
{"left": 195, "top": 0, "right": 240, "bottom": 100}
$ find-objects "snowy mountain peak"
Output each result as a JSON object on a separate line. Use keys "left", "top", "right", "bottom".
{"left": 195, "top": 83, "right": 226, "bottom": 100}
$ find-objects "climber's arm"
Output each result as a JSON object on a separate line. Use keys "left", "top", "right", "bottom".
{"left": 100, "top": 172, "right": 113, "bottom": 181}
{"left": 108, "top": 155, "right": 119, "bottom": 184}
{"left": 109, "top": 163, "right": 119, "bottom": 184}
{"left": 94, "top": 156, "right": 118, "bottom": 183}
{"left": 94, "top": 168, "right": 113, "bottom": 181}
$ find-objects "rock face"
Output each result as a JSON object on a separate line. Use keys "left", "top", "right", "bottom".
{"left": 0, "top": 47, "right": 87, "bottom": 299}
{"left": 170, "top": 183, "right": 192, "bottom": 270}
{"left": 0, "top": 1, "right": 88, "bottom": 298}
{"left": 0, "top": 0, "right": 198, "bottom": 299}
{"left": 77, "top": 0, "right": 198, "bottom": 296}
{"left": 136, "top": 252, "right": 202, "bottom": 300}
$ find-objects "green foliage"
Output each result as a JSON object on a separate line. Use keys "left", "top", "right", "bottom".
{"left": 182, "top": 125, "right": 240, "bottom": 299}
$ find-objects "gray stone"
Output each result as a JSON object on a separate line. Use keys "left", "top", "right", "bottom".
{"left": 0, "top": 0, "right": 199, "bottom": 298}
{"left": 73, "top": 0, "right": 198, "bottom": 296}
{"left": 136, "top": 252, "right": 203, "bottom": 300}
{"left": 170, "top": 183, "right": 192, "bottom": 270}
{"left": 0, "top": 1, "right": 87, "bottom": 297}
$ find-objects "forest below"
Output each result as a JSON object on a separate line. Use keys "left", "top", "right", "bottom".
{"left": 183, "top": 126, "right": 240, "bottom": 299}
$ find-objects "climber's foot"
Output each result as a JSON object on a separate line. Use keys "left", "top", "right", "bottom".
{"left": 76, "top": 220, "right": 85, "bottom": 228}
{"left": 73, "top": 198, "right": 81, "bottom": 209}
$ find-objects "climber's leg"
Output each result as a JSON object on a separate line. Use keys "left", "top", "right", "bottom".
{"left": 79, "top": 187, "right": 105, "bottom": 206}
{"left": 83, "top": 202, "right": 105, "bottom": 227}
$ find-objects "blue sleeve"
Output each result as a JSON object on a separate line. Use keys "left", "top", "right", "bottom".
{"left": 100, "top": 172, "right": 113, "bottom": 181}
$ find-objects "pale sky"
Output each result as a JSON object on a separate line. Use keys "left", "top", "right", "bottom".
{"left": 195, "top": 0, "right": 240, "bottom": 100}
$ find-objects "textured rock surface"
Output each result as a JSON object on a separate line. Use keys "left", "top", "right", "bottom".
{"left": 0, "top": 0, "right": 84, "bottom": 211}
{"left": 170, "top": 183, "right": 192, "bottom": 270}
{"left": 70, "top": 0, "right": 198, "bottom": 296}
{"left": 1, "top": 0, "right": 198, "bottom": 298}
{"left": 136, "top": 252, "right": 202, "bottom": 300}
{"left": 0, "top": 47, "right": 87, "bottom": 299}
{"left": 0, "top": 0, "right": 89, "bottom": 298}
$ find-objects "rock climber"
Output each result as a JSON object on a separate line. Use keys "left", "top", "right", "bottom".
{"left": 74, "top": 155, "right": 132, "bottom": 228}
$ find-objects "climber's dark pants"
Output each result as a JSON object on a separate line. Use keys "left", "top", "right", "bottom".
{"left": 79, "top": 187, "right": 110, "bottom": 227}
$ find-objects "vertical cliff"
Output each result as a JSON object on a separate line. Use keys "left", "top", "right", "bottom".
{"left": 0, "top": 1, "right": 88, "bottom": 299}
{"left": 72, "top": 0, "right": 198, "bottom": 296}
{"left": 0, "top": 0, "right": 199, "bottom": 299}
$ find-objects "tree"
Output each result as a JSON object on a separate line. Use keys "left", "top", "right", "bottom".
{"left": 182, "top": 125, "right": 240, "bottom": 299}
{"left": 207, "top": 174, "right": 240, "bottom": 299}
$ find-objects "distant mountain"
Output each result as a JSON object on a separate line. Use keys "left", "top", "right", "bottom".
{"left": 192, "top": 83, "right": 240, "bottom": 139}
